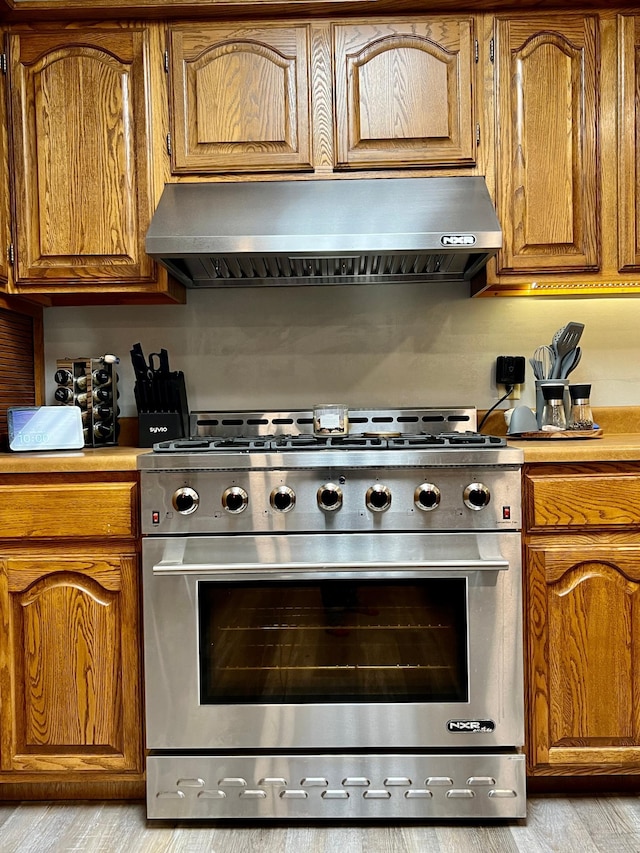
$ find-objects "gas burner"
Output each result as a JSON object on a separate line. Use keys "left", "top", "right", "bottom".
{"left": 443, "top": 432, "right": 507, "bottom": 446}
{"left": 208, "top": 437, "right": 273, "bottom": 449}
{"left": 154, "top": 436, "right": 274, "bottom": 452}
{"left": 383, "top": 432, "right": 507, "bottom": 449}
{"left": 273, "top": 434, "right": 386, "bottom": 450}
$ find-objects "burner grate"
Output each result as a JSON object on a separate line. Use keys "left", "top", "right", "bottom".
{"left": 152, "top": 431, "right": 506, "bottom": 453}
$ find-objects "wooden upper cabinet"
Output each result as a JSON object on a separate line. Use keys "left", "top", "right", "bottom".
{"left": 618, "top": 13, "right": 640, "bottom": 271}
{"left": 168, "top": 23, "right": 312, "bottom": 173}
{"left": 493, "top": 15, "right": 599, "bottom": 275}
{"left": 332, "top": 18, "right": 476, "bottom": 170}
{"left": 167, "top": 16, "right": 477, "bottom": 176}
{"left": 8, "top": 26, "right": 158, "bottom": 293}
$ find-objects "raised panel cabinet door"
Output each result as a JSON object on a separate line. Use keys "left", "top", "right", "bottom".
{"left": 333, "top": 18, "right": 476, "bottom": 170}
{"left": 0, "top": 552, "right": 142, "bottom": 773}
{"left": 494, "top": 16, "right": 599, "bottom": 274}
{"left": 618, "top": 14, "right": 640, "bottom": 271}
{"left": 169, "top": 24, "right": 312, "bottom": 173}
{"left": 9, "top": 28, "right": 155, "bottom": 291}
{"left": 526, "top": 542, "right": 640, "bottom": 775}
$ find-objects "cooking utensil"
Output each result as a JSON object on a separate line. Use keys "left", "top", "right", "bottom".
{"left": 529, "top": 357, "right": 543, "bottom": 380}
{"left": 566, "top": 346, "right": 582, "bottom": 377}
{"left": 533, "top": 345, "right": 554, "bottom": 380}
{"left": 550, "top": 322, "right": 584, "bottom": 378}
{"left": 558, "top": 346, "right": 581, "bottom": 380}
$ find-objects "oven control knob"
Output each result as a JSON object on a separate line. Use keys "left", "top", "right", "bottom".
{"left": 270, "top": 486, "right": 296, "bottom": 513}
{"left": 172, "top": 486, "right": 199, "bottom": 515}
{"left": 222, "top": 486, "right": 249, "bottom": 514}
{"left": 317, "top": 483, "right": 343, "bottom": 512}
{"left": 366, "top": 484, "right": 392, "bottom": 512}
{"left": 463, "top": 482, "right": 491, "bottom": 510}
{"left": 415, "top": 483, "right": 441, "bottom": 511}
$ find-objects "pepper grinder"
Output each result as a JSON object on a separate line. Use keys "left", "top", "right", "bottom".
{"left": 540, "top": 383, "right": 567, "bottom": 430}
{"left": 568, "top": 383, "right": 593, "bottom": 430}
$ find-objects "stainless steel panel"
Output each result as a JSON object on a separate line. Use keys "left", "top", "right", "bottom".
{"left": 187, "top": 407, "right": 478, "bottom": 439}
{"left": 149, "top": 531, "right": 511, "bottom": 578}
{"left": 146, "top": 753, "right": 526, "bottom": 820}
{"left": 140, "top": 467, "right": 522, "bottom": 535}
{"left": 145, "top": 177, "right": 502, "bottom": 288}
{"left": 142, "top": 532, "right": 524, "bottom": 751}
{"left": 138, "top": 446, "right": 524, "bottom": 472}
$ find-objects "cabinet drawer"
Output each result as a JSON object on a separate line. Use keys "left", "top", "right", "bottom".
{"left": 525, "top": 473, "right": 640, "bottom": 529}
{"left": 0, "top": 482, "right": 137, "bottom": 539}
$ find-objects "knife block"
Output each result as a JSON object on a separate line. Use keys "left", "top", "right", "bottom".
{"left": 136, "top": 371, "right": 189, "bottom": 447}
{"left": 138, "top": 412, "right": 185, "bottom": 447}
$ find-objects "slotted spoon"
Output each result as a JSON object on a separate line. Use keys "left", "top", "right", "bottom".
{"left": 550, "top": 322, "right": 584, "bottom": 379}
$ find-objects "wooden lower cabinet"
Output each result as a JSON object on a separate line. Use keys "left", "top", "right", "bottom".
{"left": 524, "top": 463, "right": 640, "bottom": 777}
{"left": 0, "top": 473, "right": 144, "bottom": 798}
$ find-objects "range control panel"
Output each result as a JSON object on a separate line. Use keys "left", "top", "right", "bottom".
{"left": 141, "top": 467, "right": 522, "bottom": 535}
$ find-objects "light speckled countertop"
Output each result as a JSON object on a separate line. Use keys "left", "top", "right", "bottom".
{"left": 0, "top": 445, "right": 149, "bottom": 474}
{"left": 478, "top": 406, "right": 640, "bottom": 464}
{"left": 0, "top": 408, "right": 638, "bottom": 473}
{"left": 507, "top": 432, "right": 640, "bottom": 463}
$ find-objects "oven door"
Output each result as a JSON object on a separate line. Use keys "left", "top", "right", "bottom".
{"left": 142, "top": 532, "right": 523, "bottom": 751}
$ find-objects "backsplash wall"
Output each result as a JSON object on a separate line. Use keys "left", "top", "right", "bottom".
{"left": 43, "top": 284, "right": 640, "bottom": 419}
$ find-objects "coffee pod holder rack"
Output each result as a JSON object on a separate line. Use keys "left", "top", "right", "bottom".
{"left": 54, "top": 355, "right": 119, "bottom": 447}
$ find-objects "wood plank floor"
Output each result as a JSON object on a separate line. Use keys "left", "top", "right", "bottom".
{"left": 1, "top": 796, "right": 640, "bottom": 853}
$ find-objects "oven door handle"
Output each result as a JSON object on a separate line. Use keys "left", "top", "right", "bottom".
{"left": 151, "top": 557, "right": 509, "bottom": 578}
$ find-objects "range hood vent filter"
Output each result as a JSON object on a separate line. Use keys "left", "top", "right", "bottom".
{"left": 146, "top": 177, "right": 502, "bottom": 288}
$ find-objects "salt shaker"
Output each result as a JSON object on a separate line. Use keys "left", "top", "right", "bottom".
{"left": 568, "top": 383, "right": 593, "bottom": 430}
{"left": 540, "top": 383, "right": 567, "bottom": 430}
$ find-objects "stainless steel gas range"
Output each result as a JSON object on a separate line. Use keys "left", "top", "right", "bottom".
{"left": 139, "top": 407, "right": 525, "bottom": 821}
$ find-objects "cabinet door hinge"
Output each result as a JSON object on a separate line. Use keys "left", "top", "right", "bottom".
{"left": 8, "top": 243, "right": 14, "bottom": 265}
{"left": 0, "top": 53, "right": 6, "bottom": 74}
{"left": 474, "top": 39, "right": 479, "bottom": 64}
{"left": 166, "top": 132, "right": 172, "bottom": 156}
{"left": 164, "top": 49, "right": 170, "bottom": 74}
{"left": 489, "top": 37, "right": 495, "bottom": 64}
{"left": 476, "top": 124, "right": 481, "bottom": 147}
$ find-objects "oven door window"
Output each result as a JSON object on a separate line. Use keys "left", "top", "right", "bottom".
{"left": 198, "top": 579, "right": 468, "bottom": 704}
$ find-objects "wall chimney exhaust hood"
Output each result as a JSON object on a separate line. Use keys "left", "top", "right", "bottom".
{"left": 145, "top": 176, "right": 502, "bottom": 288}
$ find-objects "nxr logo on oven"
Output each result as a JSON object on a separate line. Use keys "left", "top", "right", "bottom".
{"left": 447, "top": 719, "right": 496, "bottom": 733}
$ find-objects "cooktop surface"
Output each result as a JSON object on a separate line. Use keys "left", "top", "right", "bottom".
{"left": 152, "top": 432, "right": 508, "bottom": 452}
